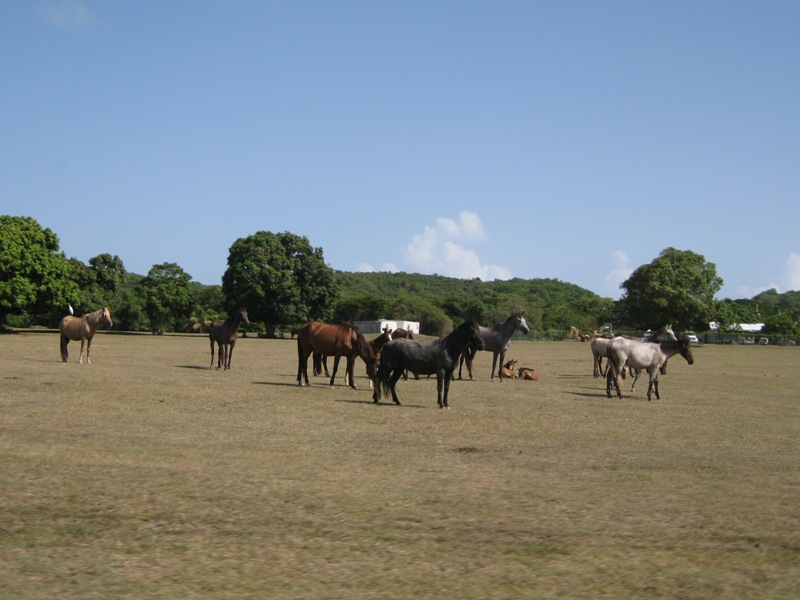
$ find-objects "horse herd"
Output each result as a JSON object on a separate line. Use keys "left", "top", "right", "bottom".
{"left": 58, "top": 307, "right": 694, "bottom": 408}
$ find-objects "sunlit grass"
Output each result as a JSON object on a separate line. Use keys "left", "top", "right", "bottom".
{"left": 1, "top": 332, "right": 799, "bottom": 598}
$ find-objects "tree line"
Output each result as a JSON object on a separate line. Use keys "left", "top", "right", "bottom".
{"left": 2, "top": 215, "right": 799, "bottom": 337}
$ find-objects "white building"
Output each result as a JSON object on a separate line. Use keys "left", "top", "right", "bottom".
{"left": 709, "top": 322, "right": 765, "bottom": 333}
{"left": 353, "top": 319, "right": 420, "bottom": 335}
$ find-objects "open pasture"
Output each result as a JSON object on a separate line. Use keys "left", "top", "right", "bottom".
{"left": 1, "top": 332, "right": 799, "bottom": 598}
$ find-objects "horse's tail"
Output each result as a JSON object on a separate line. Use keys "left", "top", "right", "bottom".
{"left": 59, "top": 332, "right": 68, "bottom": 362}
{"left": 372, "top": 349, "right": 395, "bottom": 401}
{"left": 296, "top": 335, "right": 305, "bottom": 381}
{"left": 606, "top": 343, "right": 619, "bottom": 376}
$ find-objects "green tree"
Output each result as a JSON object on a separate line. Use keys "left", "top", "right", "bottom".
{"left": 0, "top": 215, "right": 78, "bottom": 326}
{"left": 763, "top": 311, "right": 800, "bottom": 336}
{"left": 222, "top": 231, "right": 339, "bottom": 337}
{"left": 390, "top": 295, "right": 452, "bottom": 335}
{"left": 68, "top": 253, "right": 127, "bottom": 315}
{"left": 138, "top": 262, "right": 195, "bottom": 332}
{"left": 617, "top": 247, "right": 723, "bottom": 331}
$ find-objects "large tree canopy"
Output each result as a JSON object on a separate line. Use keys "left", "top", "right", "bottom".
{"left": 137, "top": 262, "right": 195, "bottom": 332}
{"left": 617, "top": 247, "right": 723, "bottom": 331}
{"left": 222, "top": 231, "right": 338, "bottom": 337}
{"left": 0, "top": 215, "right": 77, "bottom": 324}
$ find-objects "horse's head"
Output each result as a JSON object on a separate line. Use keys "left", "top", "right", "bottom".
{"left": 516, "top": 312, "right": 530, "bottom": 335}
{"left": 354, "top": 328, "right": 377, "bottom": 375}
{"left": 678, "top": 339, "right": 695, "bottom": 365}
{"left": 238, "top": 307, "right": 250, "bottom": 326}
{"left": 102, "top": 307, "right": 113, "bottom": 327}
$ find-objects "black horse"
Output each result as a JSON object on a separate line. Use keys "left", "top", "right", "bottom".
{"left": 373, "top": 321, "right": 484, "bottom": 409}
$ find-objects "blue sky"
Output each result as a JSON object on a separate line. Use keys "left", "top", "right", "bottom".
{"left": 2, "top": 1, "right": 798, "bottom": 300}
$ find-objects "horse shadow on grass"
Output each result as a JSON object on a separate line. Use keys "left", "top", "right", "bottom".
{"left": 335, "top": 398, "right": 426, "bottom": 409}
{"left": 252, "top": 380, "right": 307, "bottom": 389}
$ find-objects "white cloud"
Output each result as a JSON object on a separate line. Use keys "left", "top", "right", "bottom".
{"left": 39, "top": 1, "right": 90, "bottom": 28}
{"left": 356, "top": 261, "right": 398, "bottom": 273}
{"left": 403, "top": 211, "right": 510, "bottom": 280}
{"left": 783, "top": 253, "right": 800, "bottom": 291}
{"left": 356, "top": 262, "right": 374, "bottom": 272}
{"left": 731, "top": 252, "right": 800, "bottom": 298}
{"left": 602, "top": 250, "right": 634, "bottom": 298}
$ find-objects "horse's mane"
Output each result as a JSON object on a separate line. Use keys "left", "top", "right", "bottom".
{"left": 84, "top": 307, "right": 110, "bottom": 325}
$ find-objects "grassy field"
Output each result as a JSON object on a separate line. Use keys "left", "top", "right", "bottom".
{"left": 1, "top": 331, "right": 799, "bottom": 599}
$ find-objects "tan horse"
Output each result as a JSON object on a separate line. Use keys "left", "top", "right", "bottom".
{"left": 59, "top": 307, "right": 113, "bottom": 364}
{"left": 500, "top": 359, "right": 519, "bottom": 379}
{"left": 517, "top": 367, "right": 539, "bottom": 381}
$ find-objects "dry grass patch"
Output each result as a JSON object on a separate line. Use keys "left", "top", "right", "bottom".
{"left": 1, "top": 332, "right": 799, "bottom": 598}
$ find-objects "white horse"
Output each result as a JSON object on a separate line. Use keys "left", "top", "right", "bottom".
{"left": 592, "top": 325, "right": 676, "bottom": 381}
{"left": 606, "top": 337, "right": 694, "bottom": 401}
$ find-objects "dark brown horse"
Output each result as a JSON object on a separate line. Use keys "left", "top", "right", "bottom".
{"left": 59, "top": 307, "right": 113, "bottom": 364}
{"left": 209, "top": 307, "right": 249, "bottom": 370}
{"left": 391, "top": 328, "right": 414, "bottom": 341}
{"left": 297, "top": 322, "right": 376, "bottom": 388}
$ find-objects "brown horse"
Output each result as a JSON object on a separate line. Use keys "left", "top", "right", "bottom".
{"left": 369, "top": 330, "right": 393, "bottom": 357}
{"left": 500, "top": 359, "right": 519, "bottom": 379}
{"left": 209, "top": 307, "right": 249, "bottom": 370}
{"left": 313, "top": 329, "right": 392, "bottom": 388}
{"left": 297, "top": 322, "right": 376, "bottom": 388}
{"left": 517, "top": 367, "right": 539, "bottom": 381}
{"left": 59, "top": 307, "right": 113, "bottom": 364}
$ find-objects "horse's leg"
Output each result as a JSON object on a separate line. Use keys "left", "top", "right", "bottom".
{"left": 297, "top": 341, "right": 310, "bottom": 386}
{"left": 631, "top": 369, "right": 640, "bottom": 392}
{"left": 494, "top": 351, "right": 504, "bottom": 380}
{"left": 388, "top": 366, "right": 404, "bottom": 404}
{"left": 607, "top": 363, "right": 622, "bottom": 399}
{"left": 85, "top": 337, "right": 93, "bottom": 364}
{"left": 345, "top": 355, "right": 357, "bottom": 389}
{"left": 60, "top": 334, "right": 69, "bottom": 363}
{"left": 329, "top": 355, "right": 341, "bottom": 387}
{"left": 210, "top": 338, "right": 215, "bottom": 368}
{"left": 227, "top": 340, "right": 236, "bottom": 370}
{"left": 79, "top": 338, "right": 86, "bottom": 364}
{"left": 648, "top": 368, "right": 661, "bottom": 400}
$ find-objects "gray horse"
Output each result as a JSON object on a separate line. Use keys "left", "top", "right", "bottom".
{"left": 606, "top": 337, "right": 694, "bottom": 401}
{"left": 458, "top": 312, "right": 530, "bottom": 380}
